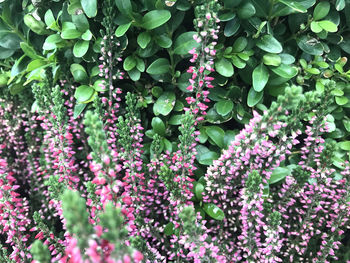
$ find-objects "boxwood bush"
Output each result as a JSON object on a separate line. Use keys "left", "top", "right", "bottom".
{"left": 1, "top": 0, "right": 350, "bottom": 262}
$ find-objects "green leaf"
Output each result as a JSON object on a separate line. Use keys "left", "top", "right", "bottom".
{"left": 153, "top": 91, "right": 176, "bottom": 116}
{"left": 247, "top": 88, "right": 263, "bottom": 107}
{"left": 263, "top": 54, "right": 281, "bottom": 66}
{"left": 142, "top": 10, "right": 171, "bottom": 30}
{"left": 81, "top": 0, "right": 97, "bottom": 18}
{"left": 297, "top": 36, "right": 324, "bottom": 55}
{"left": 270, "top": 64, "right": 298, "bottom": 79}
{"left": 339, "top": 141, "right": 350, "bottom": 151}
{"left": 277, "top": 0, "right": 308, "bottom": 13}
{"left": 196, "top": 145, "right": 219, "bottom": 165}
{"left": 343, "top": 119, "right": 350, "bottom": 132}
{"left": 335, "top": 0, "right": 345, "bottom": 11}
{"left": 0, "top": 47, "right": 15, "bottom": 59}
{"left": 123, "top": 56, "right": 137, "bottom": 71}
{"left": 20, "top": 42, "right": 41, "bottom": 59}
{"left": 237, "top": 2, "right": 256, "bottom": 19}
{"left": 216, "top": 100, "right": 234, "bottom": 116}
{"left": 335, "top": 96, "right": 348, "bottom": 105}
{"left": 215, "top": 58, "right": 234, "bottom": 77}
{"left": 146, "top": 58, "right": 170, "bottom": 74}
{"left": 81, "top": 30, "right": 93, "bottom": 41}
{"left": 11, "top": 55, "right": 29, "bottom": 77}
{"left": 43, "top": 34, "right": 62, "bottom": 50}
{"left": 252, "top": 63, "right": 269, "bottom": 92}
{"left": 151, "top": 117, "right": 166, "bottom": 136}
{"left": 74, "top": 85, "right": 94, "bottom": 102}
{"left": 313, "top": 1, "right": 330, "bottom": 20}
{"left": 232, "top": 37, "right": 248, "bottom": 53}
{"left": 136, "top": 57, "right": 145, "bottom": 72}
{"left": 73, "top": 103, "right": 87, "bottom": 119}
{"left": 269, "top": 167, "right": 291, "bottom": 184}
{"left": 26, "top": 59, "right": 47, "bottom": 71}
{"left": 202, "top": 203, "right": 225, "bottom": 220}
{"left": 155, "top": 35, "right": 172, "bottom": 48}
{"left": 198, "top": 128, "right": 208, "bottom": 143}
{"left": 205, "top": 126, "right": 225, "bottom": 148}
{"left": 318, "top": 20, "right": 338, "bottom": 33}
{"left": 194, "top": 182, "right": 204, "bottom": 201}
{"left": 173, "top": 31, "right": 201, "bottom": 55}
{"left": 70, "top": 63, "right": 88, "bottom": 83}
{"left": 73, "top": 40, "right": 89, "bottom": 58}
{"left": 256, "top": 35, "right": 283, "bottom": 53}
{"left": 310, "top": 21, "right": 323, "bottom": 33}
{"left": 224, "top": 130, "right": 236, "bottom": 149}
{"left": 115, "top": 0, "right": 133, "bottom": 16}
{"left": 61, "top": 22, "right": 82, "bottom": 39}
{"left": 44, "top": 9, "right": 57, "bottom": 30}
{"left": 0, "top": 32, "right": 21, "bottom": 49}
{"left": 137, "top": 32, "right": 151, "bottom": 49}
{"left": 169, "top": 114, "right": 183, "bottom": 125}
{"left": 72, "top": 14, "right": 90, "bottom": 32}
{"left": 115, "top": 22, "right": 132, "bottom": 37}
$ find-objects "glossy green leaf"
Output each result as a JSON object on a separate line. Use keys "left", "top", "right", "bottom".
{"left": 74, "top": 85, "right": 94, "bottom": 102}
{"left": 61, "top": 22, "right": 81, "bottom": 39}
{"left": 263, "top": 54, "right": 281, "bottom": 66}
{"left": 43, "top": 34, "right": 62, "bottom": 50}
{"left": 313, "top": 1, "right": 330, "bottom": 20}
{"left": 339, "top": 141, "right": 350, "bottom": 151}
{"left": 269, "top": 167, "right": 291, "bottom": 184}
{"left": 270, "top": 64, "right": 298, "bottom": 79}
{"left": 155, "top": 35, "right": 172, "bottom": 48}
{"left": 198, "top": 128, "right": 208, "bottom": 143}
{"left": 169, "top": 114, "right": 182, "bottom": 125}
{"left": 124, "top": 56, "right": 137, "bottom": 71}
{"left": 310, "top": 21, "right": 323, "bottom": 33}
{"left": 237, "top": 2, "right": 256, "bottom": 19}
{"left": 232, "top": 37, "right": 248, "bottom": 53}
{"left": 164, "top": 222, "right": 175, "bottom": 235}
{"left": 115, "top": 0, "right": 133, "bottom": 15}
{"left": 194, "top": 182, "right": 204, "bottom": 201}
{"left": 173, "top": 32, "right": 200, "bottom": 55}
{"left": 70, "top": 63, "right": 88, "bottom": 83}
{"left": 224, "top": 130, "right": 236, "bottom": 148}
{"left": 202, "top": 203, "right": 225, "bottom": 220}
{"left": 73, "top": 103, "right": 87, "bottom": 119}
{"left": 335, "top": 96, "right": 349, "bottom": 105}
{"left": 81, "top": 30, "right": 92, "bottom": 41}
{"left": 318, "top": 20, "right": 338, "bottom": 32}
{"left": 343, "top": 119, "right": 350, "bottom": 132}
{"left": 215, "top": 58, "right": 234, "bottom": 77}
{"left": 81, "top": 0, "right": 97, "bottom": 18}
{"left": 247, "top": 88, "right": 263, "bottom": 107}
{"left": 256, "top": 35, "right": 283, "bottom": 53}
{"left": 252, "top": 63, "right": 269, "bottom": 92}
{"left": 224, "top": 17, "right": 240, "bottom": 37}
{"left": 146, "top": 58, "right": 170, "bottom": 74}
{"left": 44, "top": 9, "right": 56, "bottom": 29}
{"left": 128, "top": 68, "right": 141, "bottom": 81}
{"left": 216, "top": 100, "right": 234, "bottom": 116}
{"left": 335, "top": 0, "right": 345, "bottom": 11}
{"left": 142, "top": 10, "right": 171, "bottom": 30}
{"left": 205, "top": 126, "right": 225, "bottom": 148}
{"left": 20, "top": 42, "right": 41, "bottom": 59}
{"left": 73, "top": 40, "right": 89, "bottom": 57}
{"left": 115, "top": 22, "right": 132, "bottom": 37}
{"left": 277, "top": 0, "right": 308, "bottom": 13}
{"left": 297, "top": 36, "right": 323, "bottom": 55}
{"left": 26, "top": 59, "right": 47, "bottom": 71}
{"left": 72, "top": 14, "right": 90, "bottom": 32}
{"left": 153, "top": 92, "right": 176, "bottom": 116}
{"left": 137, "top": 32, "right": 151, "bottom": 49}
{"left": 151, "top": 117, "right": 166, "bottom": 136}
{"left": 0, "top": 32, "right": 21, "bottom": 49}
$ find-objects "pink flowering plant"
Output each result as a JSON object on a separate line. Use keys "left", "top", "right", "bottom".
{"left": 2, "top": 0, "right": 350, "bottom": 262}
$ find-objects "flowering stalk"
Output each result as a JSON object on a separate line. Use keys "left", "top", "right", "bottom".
{"left": 185, "top": 0, "right": 220, "bottom": 119}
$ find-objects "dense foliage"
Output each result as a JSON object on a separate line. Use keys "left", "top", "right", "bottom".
{"left": 1, "top": 0, "right": 350, "bottom": 262}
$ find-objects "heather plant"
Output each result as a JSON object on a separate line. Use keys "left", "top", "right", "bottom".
{"left": 1, "top": 0, "right": 350, "bottom": 262}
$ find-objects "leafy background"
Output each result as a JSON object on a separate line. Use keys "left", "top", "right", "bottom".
{"left": 2, "top": 0, "right": 350, "bottom": 261}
